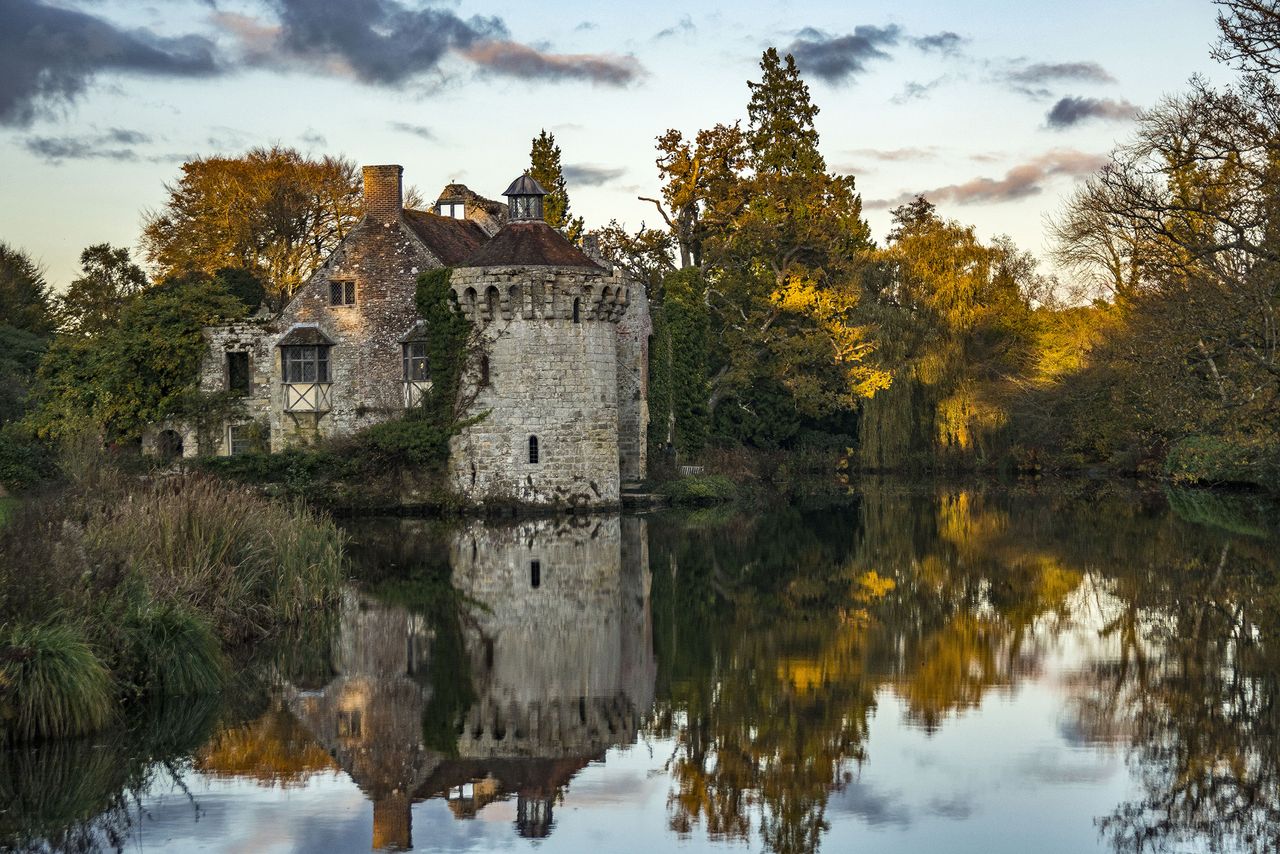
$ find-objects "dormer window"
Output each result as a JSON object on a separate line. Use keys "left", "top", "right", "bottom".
{"left": 330, "top": 280, "right": 356, "bottom": 306}
{"left": 436, "top": 201, "right": 466, "bottom": 219}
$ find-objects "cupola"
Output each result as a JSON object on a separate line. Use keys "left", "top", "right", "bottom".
{"left": 503, "top": 173, "right": 548, "bottom": 222}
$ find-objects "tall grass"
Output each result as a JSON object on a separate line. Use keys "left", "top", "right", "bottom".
{"left": 0, "top": 623, "right": 112, "bottom": 744}
{"left": 0, "top": 464, "right": 346, "bottom": 743}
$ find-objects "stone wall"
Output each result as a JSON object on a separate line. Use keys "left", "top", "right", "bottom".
{"left": 447, "top": 265, "right": 634, "bottom": 508}
{"left": 616, "top": 282, "right": 651, "bottom": 482}
{"left": 195, "top": 320, "right": 275, "bottom": 454}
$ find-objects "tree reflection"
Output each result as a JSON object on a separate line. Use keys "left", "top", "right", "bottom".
{"left": 649, "top": 483, "right": 1280, "bottom": 854}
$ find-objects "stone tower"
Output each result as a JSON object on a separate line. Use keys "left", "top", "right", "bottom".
{"left": 448, "top": 174, "right": 638, "bottom": 508}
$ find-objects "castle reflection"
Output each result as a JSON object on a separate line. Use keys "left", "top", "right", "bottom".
{"left": 287, "top": 515, "right": 654, "bottom": 850}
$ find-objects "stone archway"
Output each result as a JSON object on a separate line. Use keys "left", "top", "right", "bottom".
{"left": 155, "top": 429, "right": 183, "bottom": 462}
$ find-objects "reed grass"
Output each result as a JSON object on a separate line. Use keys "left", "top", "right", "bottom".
{"left": 0, "top": 463, "right": 346, "bottom": 743}
{"left": 0, "top": 623, "right": 113, "bottom": 744}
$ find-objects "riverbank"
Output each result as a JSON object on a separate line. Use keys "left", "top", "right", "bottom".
{"left": 0, "top": 461, "right": 345, "bottom": 745}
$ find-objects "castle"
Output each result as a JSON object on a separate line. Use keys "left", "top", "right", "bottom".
{"left": 152, "top": 164, "right": 650, "bottom": 508}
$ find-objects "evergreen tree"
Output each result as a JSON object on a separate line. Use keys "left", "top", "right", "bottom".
{"left": 0, "top": 243, "right": 55, "bottom": 336}
{"left": 746, "top": 48, "right": 825, "bottom": 177}
{"left": 529, "top": 130, "right": 585, "bottom": 242}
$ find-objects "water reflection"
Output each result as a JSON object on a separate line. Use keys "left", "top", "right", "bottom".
{"left": 4, "top": 483, "right": 1280, "bottom": 853}
{"left": 284, "top": 515, "right": 655, "bottom": 849}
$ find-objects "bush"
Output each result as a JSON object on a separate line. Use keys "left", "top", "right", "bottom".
{"left": 1163, "top": 435, "right": 1279, "bottom": 489}
{"left": 0, "top": 623, "right": 113, "bottom": 744}
{"left": 0, "top": 425, "right": 53, "bottom": 492}
{"left": 119, "top": 604, "right": 225, "bottom": 697}
{"left": 662, "top": 474, "right": 738, "bottom": 507}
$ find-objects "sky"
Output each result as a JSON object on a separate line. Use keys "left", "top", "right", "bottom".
{"left": 0, "top": 0, "right": 1230, "bottom": 291}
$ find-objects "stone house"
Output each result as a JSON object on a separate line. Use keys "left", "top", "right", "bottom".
{"left": 159, "top": 164, "right": 650, "bottom": 507}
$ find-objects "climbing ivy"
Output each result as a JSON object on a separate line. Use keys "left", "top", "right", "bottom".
{"left": 414, "top": 268, "right": 476, "bottom": 431}
{"left": 648, "top": 269, "right": 710, "bottom": 457}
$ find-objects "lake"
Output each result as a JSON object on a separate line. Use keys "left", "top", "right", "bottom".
{"left": 4, "top": 480, "right": 1279, "bottom": 853}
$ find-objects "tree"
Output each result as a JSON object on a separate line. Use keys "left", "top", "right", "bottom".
{"left": 141, "top": 147, "right": 362, "bottom": 309}
{"left": 29, "top": 276, "right": 246, "bottom": 442}
{"left": 529, "top": 130, "right": 584, "bottom": 242}
{"left": 643, "top": 123, "right": 749, "bottom": 269}
{"left": 58, "top": 244, "right": 148, "bottom": 335}
{"left": 0, "top": 243, "right": 55, "bottom": 336}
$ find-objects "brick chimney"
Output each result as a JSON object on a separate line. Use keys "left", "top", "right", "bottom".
{"left": 363, "top": 165, "right": 403, "bottom": 225}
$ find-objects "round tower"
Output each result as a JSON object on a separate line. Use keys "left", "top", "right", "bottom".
{"left": 448, "top": 174, "right": 633, "bottom": 508}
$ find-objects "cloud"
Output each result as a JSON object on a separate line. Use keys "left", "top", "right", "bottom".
{"left": 1046, "top": 96, "right": 1138, "bottom": 128}
{"left": 574, "top": 21, "right": 598, "bottom": 32}
{"left": 653, "top": 15, "right": 696, "bottom": 40}
{"left": 847, "top": 147, "right": 941, "bottom": 162}
{"left": 23, "top": 127, "right": 154, "bottom": 163}
{"left": 892, "top": 77, "right": 944, "bottom": 104}
{"left": 786, "top": 25, "right": 902, "bottom": 83}
{"left": 869, "top": 149, "right": 1107, "bottom": 207}
{"left": 216, "top": 1, "right": 641, "bottom": 87}
{"left": 464, "top": 41, "right": 642, "bottom": 85}
{"left": 388, "top": 121, "right": 435, "bottom": 140}
{"left": 1001, "top": 60, "right": 1116, "bottom": 97}
{"left": 299, "top": 129, "right": 326, "bottom": 146}
{"left": 563, "top": 164, "right": 626, "bottom": 186}
{"left": 913, "top": 31, "right": 965, "bottom": 54}
{"left": 0, "top": 0, "right": 220, "bottom": 126}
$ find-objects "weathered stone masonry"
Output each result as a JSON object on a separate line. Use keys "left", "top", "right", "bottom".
{"left": 179, "top": 164, "right": 648, "bottom": 508}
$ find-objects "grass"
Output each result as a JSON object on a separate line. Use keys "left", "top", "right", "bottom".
{"left": 0, "top": 458, "right": 346, "bottom": 743}
{"left": 0, "top": 623, "right": 113, "bottom": 744}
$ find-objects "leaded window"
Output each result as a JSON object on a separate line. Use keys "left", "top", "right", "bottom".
{"left": 228, "top": 424, "right": 256, "bottom": 456}
{"left": 283, "top": 345, "right": 330, "bottom": 383}
{"left": 403, "top": 341, "right": 429, "bottom": 382}
{"left": 329, "top": 280, "right": 356, "bottom": 306}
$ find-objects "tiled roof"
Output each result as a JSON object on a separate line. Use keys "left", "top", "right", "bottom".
{"left": 460, "top": 221, "right": 605, "bottom": 270}
{"left": 401, "top": 209, "right": 489, "bottom": 266}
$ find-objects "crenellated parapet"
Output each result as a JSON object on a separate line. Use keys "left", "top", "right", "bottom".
{"left": 449, "top": 266, "right": 632, "bottom": 324}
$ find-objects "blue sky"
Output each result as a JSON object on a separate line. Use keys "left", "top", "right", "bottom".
{"left": 0, "top": 0, "right": 1226, "bottom": 290}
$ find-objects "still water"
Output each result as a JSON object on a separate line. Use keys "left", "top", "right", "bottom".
{"left": 5, "top": 481, "right": 1280, "bottom": 853}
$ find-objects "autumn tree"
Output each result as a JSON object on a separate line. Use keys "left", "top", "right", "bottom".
{"left": 529, "top": 130, "right": 584, "bottom": 242}
{"left": 1033, "top": 5, "right": 1280, "bottom": 479}
{"left": 141, "top": 147, "right": 361, "bottom": 308}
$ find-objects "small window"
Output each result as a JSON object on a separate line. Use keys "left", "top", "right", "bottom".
{"left": 573, "top": 298, "right": 581, "bottom": 324}
{"left": 480, "top": 354, "right": 490, "bottom": 387}
{"left": 528, "top": 435, "right": 539, "bottom": 464}
{"left": 530, "top": 559, "right": 541, "bottom": 589}
{"left": 338, "top": 709, "right": 362, "bottom": 738}
{"left": 436, "top": 201, "right": 465, "bottom": 219}
{"left": 282, "top": 345, "right": 330, "bottom": 383}
{"left": 403, "top": 341, "right": 429, "bottom": 382}
{"left": 226, "top": 351, "right": 250, "bottom": 394}
{"left": 329, "top": 280, "right": 356, "bottom": 306}
{"left": 228, "top": 424, "right": 256, "bottom": 456}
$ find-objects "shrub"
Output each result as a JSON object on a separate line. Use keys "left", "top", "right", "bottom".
{"left": 662, "top": 474, "right": 738, "bottom": 507}
{"left": 1163, "top": 435, "right": 1279, "bottom": 489}
{"left": 0, "top": 623, "right": 112, "bottom": 744}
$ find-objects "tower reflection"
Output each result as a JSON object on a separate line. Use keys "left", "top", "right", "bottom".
{"left": 288, "top": 515, "right": 654, "bottom": 850}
